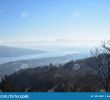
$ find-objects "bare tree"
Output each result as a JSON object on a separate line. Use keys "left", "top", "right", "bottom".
{"left": 90, "top": 41, "right": 110, "bottom": 92}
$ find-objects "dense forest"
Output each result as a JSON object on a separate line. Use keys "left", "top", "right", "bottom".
{"left": 0, "top": 59, "right": 108, "bottom": 92}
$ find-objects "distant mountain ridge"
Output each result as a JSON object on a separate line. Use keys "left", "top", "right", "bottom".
{"left": 0, "top": 46, "right": 45, "bottom": 57}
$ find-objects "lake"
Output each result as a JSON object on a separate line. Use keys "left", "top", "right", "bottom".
{"left": 0, "top": 47, "right": 91, "bottom": 64}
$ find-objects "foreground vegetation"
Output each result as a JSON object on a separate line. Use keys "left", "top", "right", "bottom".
{"left": 0, "top": 60, "right": 105, "bottom": 92}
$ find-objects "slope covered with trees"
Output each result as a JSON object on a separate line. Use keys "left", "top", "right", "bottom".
{"left": 0, "top": 60, "right": 104, "bottom": 92}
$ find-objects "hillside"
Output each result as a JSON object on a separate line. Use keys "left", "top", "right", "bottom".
{"left": 0, "top": 53, "right": 109, "bottom": 92}
{"left": 0, "top": 46, "right": 44, "bottom": 57}
{"left": 0, "top": 60, "right": 102, "bottom": 92}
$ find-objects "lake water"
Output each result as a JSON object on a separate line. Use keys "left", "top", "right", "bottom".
{"left": 0, "top": 47, "right": 90, "bottom": 64}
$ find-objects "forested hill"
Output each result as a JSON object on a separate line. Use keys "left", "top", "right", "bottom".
{"left": 0, "top": 58, "right": 102, "bottom": 92}
{"left": 0, "top": 53, "right": 109, "bottom": 92}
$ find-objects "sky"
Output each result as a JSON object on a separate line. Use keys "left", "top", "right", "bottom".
{"left": 0, "top": 0, "right": 110, "bottom": 47}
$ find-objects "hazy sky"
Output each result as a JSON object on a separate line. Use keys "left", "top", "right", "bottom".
{"left": 0, "top": 0, "right": 110, "bottom": 46}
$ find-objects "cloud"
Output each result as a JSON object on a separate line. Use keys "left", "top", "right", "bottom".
{"left": 21, "top": 11, "right": 29, "bottom": 18}
{"left": 73, "top": 11, "right": 80, "bottom": 18}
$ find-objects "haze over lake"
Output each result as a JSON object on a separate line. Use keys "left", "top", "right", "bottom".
{"left": 0, "top": 45, "right": 90, "bottom": 64}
